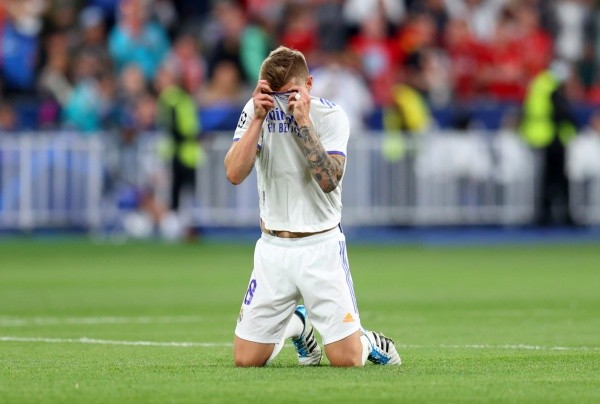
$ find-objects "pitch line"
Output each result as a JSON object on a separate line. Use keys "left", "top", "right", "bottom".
{"left": 403, "top": 344, "right": 600, "bottom": 352}
{"left": 1, "top": 337, "right": 599, "bottom": 352}
{"left": 0, "top": 336, "right": 230, "bottom": 347}
{"left": 0, "top": 315, "right": 203, "bottom": 327}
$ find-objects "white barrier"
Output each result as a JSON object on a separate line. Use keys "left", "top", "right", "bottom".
{"left": 1, "top": 130, "right": 599, "bottom": 230}
{"left": 0, "top": 133, "right": 103, "bottom": 229}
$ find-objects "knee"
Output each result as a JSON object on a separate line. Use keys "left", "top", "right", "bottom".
{"left": 323, "top": 330, "right": 365, "bottom": 367}
{"left": 233, "top": 353, "right": 266, "bottom": 367}
{"left": 233, "top": 338, "right": 271, "bottom": 367}
{"left": 325, "top": 343, "right": 364, "bottom": 367}
{"left": 329, "top": 355, "right": 363, "bottom": 367}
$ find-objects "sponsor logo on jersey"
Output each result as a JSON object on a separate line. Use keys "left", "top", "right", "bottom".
{"left": 266, "top": 108, "right": 298, "bottom": 135}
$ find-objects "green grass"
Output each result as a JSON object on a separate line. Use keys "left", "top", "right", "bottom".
{"left": 1, "top": 239, "right": 599, "bottom": 403}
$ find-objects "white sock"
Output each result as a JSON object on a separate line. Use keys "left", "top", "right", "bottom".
{"left": 283, "top": 312, "right": 304, "bottom": 339}
{"left": 265, "top": 312, "right": 305, "bottom": 365}
{"left": 360, "top": 333, "right": 372, "bottom": 366}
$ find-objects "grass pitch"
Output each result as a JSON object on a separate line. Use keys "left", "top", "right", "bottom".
{"left": 1, "top": 238, "right": 599, "bottom": 403}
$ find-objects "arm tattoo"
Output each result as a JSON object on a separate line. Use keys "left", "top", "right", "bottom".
{"left": 296, "top": 125, "right": 344, "bottom": 193}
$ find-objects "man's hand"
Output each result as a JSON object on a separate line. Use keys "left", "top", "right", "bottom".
{"left": 287, "top": 86, "right": 311, "bottom": 127}
{"left": 253, "top": 80, "right": 275, "bottom": 120}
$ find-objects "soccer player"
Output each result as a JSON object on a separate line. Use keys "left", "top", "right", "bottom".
{"left": 224, "top": 46, "right": 401, "bottom": 367}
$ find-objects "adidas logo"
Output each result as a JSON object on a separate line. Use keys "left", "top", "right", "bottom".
{"left": 343, "top": 313, "right": 355, "bottom": 323}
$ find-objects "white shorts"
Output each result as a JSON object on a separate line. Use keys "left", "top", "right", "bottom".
{"left": 235, "top": 226, "right": 362, "bottom": 345}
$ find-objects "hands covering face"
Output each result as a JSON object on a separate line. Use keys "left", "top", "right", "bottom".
{"left": 253, "top": 80, "right": 310, "bottom": 126}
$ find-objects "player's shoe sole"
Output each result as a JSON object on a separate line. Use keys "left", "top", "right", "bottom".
{"left": 291, "top": 305, "right": 322, "bottom": 366}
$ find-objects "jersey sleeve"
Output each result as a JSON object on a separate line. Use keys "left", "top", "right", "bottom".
{"left": 318, "top": 106, "right": 350, "bottom": 158}
{"left": 233, "top": 99, "right": 260, "bottom": 147}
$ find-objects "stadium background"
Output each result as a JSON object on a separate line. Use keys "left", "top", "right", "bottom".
{"left": 1, "top": 1, "right": 600, "bottom": 402}
{"left": 2, "top": 0, "right": 600, "bottom": 239}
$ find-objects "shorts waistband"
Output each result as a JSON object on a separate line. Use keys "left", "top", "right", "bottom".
{"left": 262, "top": 226, "right": 335, "bottom": 239}
{"left": 260, "top": 226, "right": 342, "bottom": 247}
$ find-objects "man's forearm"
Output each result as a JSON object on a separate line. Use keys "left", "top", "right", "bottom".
{"left": 296, "top": 124, "right": 343, "bottom": 193}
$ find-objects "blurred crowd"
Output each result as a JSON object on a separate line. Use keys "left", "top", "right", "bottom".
{"left": 0, "top": 0, "right": 599, "bottom": 133}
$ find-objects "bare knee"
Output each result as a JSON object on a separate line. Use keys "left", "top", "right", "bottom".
{"left": 324, "top": 331, "right": 364, "bottom": 367}
{"left": 234, "top": 355, "right": 265, "bottom": 367}
{"left": 233, "top": 349, "right": 266, "bottom": 368}
{"left": 233, "top": 336, "right": 273, "bottom": 367}
{"left": 329, "top": 354, "right": 363, "bottom": 367}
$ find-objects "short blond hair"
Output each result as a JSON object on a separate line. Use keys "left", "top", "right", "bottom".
{"left": 259, "top": 46, "right": 309, "bottom": 90}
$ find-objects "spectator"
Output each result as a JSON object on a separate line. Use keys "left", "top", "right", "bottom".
{"left": 408, "top": 0, "right": 450, "bottom": 37}
{"left": 0, "top": 0, "right": 44, "bottom": 94}
{"left": 310, "top": 50, "right": 375, "bottom": 135}
{"left": 205, "top": 1, "right": 248, "bottom": 84}
{"left": 385, "top": 80, "right": 432, "bottom": 136}
{"left": 520, "top": 60, "right": 578, "bottom": 226}
{"left": 62, "top": 52, "right": 117, "bottom": 133}
{"left": 89, "top": 0, "right": 120, "bottom": 24}
{"left": 343, "top": 0, "right": 406, "bottom": 31}
{"left": 208, "top": 0, "right": 271, "bottom": 83}
{"left": 516, "top": 3, "right": 553, "bottom": 83}
{"left": 422, "top": 48, "right": 452, "bottom": 106}
{"left": 114, "top": 62, "right": 146, "bottom": 128}
{"left": 443, "top": 18, "right": 487, "bottom": 100}
{"left": 116, "top": 92, "right": 157, "bottom": 183}
{"left": 118, "top": 63, "right": 148, "bottom": 105}
{"left": 108, "top": 0, "right": 171, "bottom": 81}
{"left": 37, "top": 30, "right": 72, "bottom": 128}
{"left": 279, "top": 4, "right": 318, "bottom": 59}
{"left": 1, "top": 0, "right": 45, "bottom": 35}
{"left": 395, "top": 10, "right": 450, "bottom": 102}
{"left": 196, "top": 60, "right": 250, "bottom": 132}
{"left": 396, "top": 11, "right": 438, "bottom": 62}
{"left": 313, "top": 0, "right": 348, "bottom": 53}
{"left": 567, "top": 111, "right": 600, "bottom": 207}
{"left": 348, "top": 9, "right": 400, "bottom": 106}
{"left": 154, "top": 61, "right": 204, "bottom": 238}
{"left": 239, "top": 13, "right": 272, "bottom": 84}
{"left": 110, "top": 91, "right": 166, "bottom": 241}
{"left": 479, "top": 9, "right": 527, "bottom": 101}
{"left": 553, "top": 0, "right": 593, "bottom": 64}
{"left": 77, "top": 5, "right": 110, "bottom": 58}
{"left": 383, "top": 50, "right": 433, "bottom": 148}
{"left": 244, "top": 0, "right": 285, "bottom": 24}
{"left": 196, "top": 60, "right": 248, "bottom": 108}
{"left": 130, "top": 92, "right": 157, "bottom": 133}
{"left": 444, "top": 0, "right": 508, "bottom": 43}
{"left": 3, "top": 0, "right": 600, "bottom": 135}
{"left": 152, "top": 0, "right": 178, "bottom": 35}
{"left": 165, "top": 32, "right": 206, "bottom": 95}
{"left": 45, "top": 0, "right": 79, "bottom": 33}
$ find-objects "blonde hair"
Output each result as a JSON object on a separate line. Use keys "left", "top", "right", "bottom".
{"left": 259, "top": 46, "right": 309, "bottom": 90}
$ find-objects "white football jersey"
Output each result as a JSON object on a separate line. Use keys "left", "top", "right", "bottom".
{"left": 233, "top": 95, "right": 350, "bottom": 232}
